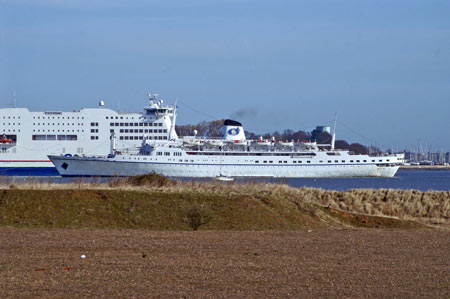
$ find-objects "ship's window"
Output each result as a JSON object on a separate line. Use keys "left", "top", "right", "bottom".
{"left": 57, "top": 135, "right": 66, "bottom": 140}
{"left": 120, "top": 136, "right": 124, "bottom": 140}
{"left": 165, "top": 152, "right": 170, "bottom": 156}
{"left": 363, "top": 160, "right": 367, "bottom": 162}
{"left": 139, "top": 136, "right": 143, "bottom": 140}
{"left": 106, "top": 117, "right": 108, "bottom": 119}
{"left": 120, "top": 129, "right": 124, "bottom": 133}
{"left": 350, "top": 160, "right": 354, "bottom": 162}
{"left": 134, "top": 123, "right": 138, "bottom": 126}
{"left": 110, "top": 129, "right": 114, "bottom": 133}
{"left": 149, "top": 123, "right": 153, "bottom": 126}
{"left": 47, "top": 135, "right": 56, "bottom": 140}
{"left": 342, "top": 160, "right": 345, "bottom": 163}
{"left": 328, "top": 160, "right": 332, "bottom": 163}
{"left": 110, "top": 123, "right": 114, "bottom": 126}
{"left": 144, "top": 123, "right": 148, "bottom": 127}
{"left": 157, "top": 152, "right": 162, "bottom": 156}
{"left": 139, "top": 123, "right": 143, "bottom": 127}
{"left": 263, "top": 161, "right": 267, "bottom": 163}
{"left": 379, "top": 159, "right": 382, "bottom": 162}
{"left": 269, "top": 161, "right": 273, "bottom": 163}
{"left": 335, "top": 160, "right": 338, "bottom": 163}
{"left": 319, "top": 160, "right": 323, "bottom": 163}
{"left": 299, "top": 161, "right": 302, "bottom": 163}
{"left": 134, "top": 129, "right": 138, "bottom": 133}
{"left": 284, "top": 161, "right": 287, "bottom": 163}
{"left": 125, "top": 123, "right": 129, "bottom": 126}
{"left": 125, "top": 136, "right": 129, "bottom": 140}
{"left": 163, "top": 129, "right": 167, "bottom": 133}
{"left": 134, "top": 136, "right": 139, "bottom": 140}
{"left": 120, "top": 117, "right": 123, "bottom": 119}
{"left": 307, "top": 161, "right": 311, "bottom": 163}
{"left": 372, "top": 160, "right": 375, "bottom": 162}
{"left": 139, "top": 129, "right": 143, "bottom": 133}
{"left": 356, "top": 160, "right": 360, "bottom": 162}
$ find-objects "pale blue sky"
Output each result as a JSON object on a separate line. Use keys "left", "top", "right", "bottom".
{"left": 1, "top": 0, "right": 449, "bottom": 151}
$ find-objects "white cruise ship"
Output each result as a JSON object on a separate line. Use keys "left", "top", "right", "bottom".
{"left": 49, "top": 119, "right": 405, "bottom": 178}
{"left": 0, "top": 94, "right": 177, "bottom": 175}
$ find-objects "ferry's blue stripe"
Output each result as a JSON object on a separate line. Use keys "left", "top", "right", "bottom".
{"left": 0, "top": 167, "right": 59, "bottom": 176}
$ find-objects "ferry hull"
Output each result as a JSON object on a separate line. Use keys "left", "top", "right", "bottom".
{"left": 49, "top": 156, "right": 400, "bottom": 178}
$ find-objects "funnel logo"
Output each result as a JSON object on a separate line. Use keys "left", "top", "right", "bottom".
{"left": 227, "top": 128, "right": 240, "bottom": 136}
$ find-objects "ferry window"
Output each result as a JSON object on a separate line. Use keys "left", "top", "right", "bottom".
{"left": 307, "top": 161, "right": 311, "bottom": 163}
{"left": 157, "top": 152, "right": 162, "bottom": 156}
{"left": 139, "top": 123, "right": 143, "bottom": 127}
{"left": 278, "top": 161, "right": 282, "bottom": 163}
{"left": 110, "top": 129, "right": 114, "bottom": 133}
{"left": 120, "top": 129, "right": 124, "bottom": 133}
{"left": 158, "top": 129, "right": 163, "bottom": 133}
{"left": 363, "top": 160, "right": 367, "bottom": 162}
{"left": 139, "top": 129, "right": 143, "bottom": 133}
{"left": 134, "top": 123, "right": 138, "bottom": 126}
{"left": 125, "top": 123, "right": 129, "bottom": 126}
{"left": 342, "top": 160, "right": 345, "bottom": 163}
{"left": 144, "top": 123, "right": 148, "bottom": 127}
{"left": 125, "top": 136, "right": 129, "bottom": 140}
{"left": 328, "top": 160, "right": 332, "bottom": 163}
{"left": 149, "top": 123, "right": 153, "bottom": 126}
{"left": 106, "top": 117, "right": 108, "bottom": 119}
{"left": 139, "top": 136, "right": 143, "bottom": 140}
{"left": 163, "top": 129, "right": 167, "bottom": 133}
{"left": 165, "top": 152, "right": 170, "bottom": 156}
{"left": 115, "top": 123, "right": 119, "bottom": 126}
{"left": 319, "top": 160, "right": 323, "bottom": 163}
{"left": 149, "top": 129, "right": 153, "bottom": 133}
{"left": 120, "top": 136, "right": 124, "bottom": 140}
{"left": 269, "top": 161, "right": 273, "bottom": 163}
{"left": 263, "top": 161, "right": 267, "bottom": 163}
{"left": 120, "top": 117, "right": 123, "bottom": 119}
{"left": 134, "top": 129, "right": 138, "bottom": 133}
{"left": 335, "top": 160, "right": 338, "bottom": 163}
{"left": 110, "top": 123, "right": 114, "bottom": 126}
{"left": 120, "top": 123, "right": 124, "bottom": 126}
{"left": 299, "top": 161, "right": 302, "bottom": 163}
{"left": 134, "top": 136, "right": 139, "bottom": 140}
{"left": 284, "top": 161, "right": 287, "bottom": 163}
{"left": 67, "top": 135, "right": 77, "bottom": 141}
{"left": 372, "top": 160, "right": 375, "bottom": 162}
{"left": 32, "top": 135, "right": 46, "bottom": 141}
{"left": 386, "top": 159, "right": 390, "bottom": 162}
{"left": 293, "top": 161, "right": 296, "bottom": 163}
{"left": 47, "top": 135, "right": 56, "bottom": 140}
{"left": 379, "top": 159, "right": 382, "bottom": 162}
{"left": 124, "top": 129, "right": 128, "bottom": 133}
{"left": 350, "top": 160, "right": 354, "bottom": 163}
{"left": 356, "top": 160, "right": 360, "bottom": 162}
{"left": 255, "top": 160, "right": 259, "bottom": 163}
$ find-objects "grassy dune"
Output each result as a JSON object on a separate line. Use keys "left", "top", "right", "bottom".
{"left": 0, "top": 174, "right": 448, "bottom": 229}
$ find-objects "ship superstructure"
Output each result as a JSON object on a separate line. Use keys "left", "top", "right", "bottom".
{"left": 0, "top": 93, "right": 176, "bottom": 175}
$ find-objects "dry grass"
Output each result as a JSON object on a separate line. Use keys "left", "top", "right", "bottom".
{"left": 0, "top": 174, "right": 448, "bottom": 229}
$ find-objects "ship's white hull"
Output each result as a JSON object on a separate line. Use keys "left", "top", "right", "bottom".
{"left": 49, "top": 156, "right": 400, "bottom": 178}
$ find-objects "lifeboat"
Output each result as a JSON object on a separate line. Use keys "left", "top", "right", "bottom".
{"left": 0, "top": 136, "right": 13, "bottom": 143}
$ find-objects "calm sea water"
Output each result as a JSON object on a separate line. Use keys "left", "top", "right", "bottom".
{"left": 4, "top": 169, "right": 450, "bottom": 192}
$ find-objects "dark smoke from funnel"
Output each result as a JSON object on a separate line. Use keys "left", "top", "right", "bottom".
{"left": 230, "top": 107, "right": 259, "bottom": 120}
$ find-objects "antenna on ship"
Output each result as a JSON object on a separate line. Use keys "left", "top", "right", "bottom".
{"left": 169, "top": 99, "right": 178, "bottom": 141}
{"left": 13, "top": 90, "right": 16, "bottom": 108}
{"left": 331, "top": 113, "right": 337, "bottom": 150}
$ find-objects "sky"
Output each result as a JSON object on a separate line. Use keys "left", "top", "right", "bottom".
{"left": 1, "top": 0, "right": 449, "bottom": 151}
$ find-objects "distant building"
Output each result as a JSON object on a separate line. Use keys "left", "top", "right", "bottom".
{"left": 315, "top": 126, "right": 331, "bottom": 134}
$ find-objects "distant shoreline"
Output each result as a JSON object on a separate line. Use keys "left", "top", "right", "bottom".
{"left": 400, "top": 165, "right": 450, "bottom": 170}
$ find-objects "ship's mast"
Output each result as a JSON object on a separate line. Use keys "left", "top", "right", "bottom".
{"left": 331, "top": 113, "right": 337, "bottom": 150}
{"left": 13, "top": 91, "right": 16, "bottom": 108}
{"left": 169, "top": 99, "right": 178, "bottom": 141}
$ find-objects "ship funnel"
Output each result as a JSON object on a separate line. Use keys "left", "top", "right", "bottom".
{"left": 222, "top": 119, "right": 246, "bottom": 141}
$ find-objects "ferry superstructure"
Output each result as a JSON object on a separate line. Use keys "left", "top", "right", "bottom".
{"left": 49, "top": 120, "right": 405, "bottom": 178}
{"left": 0, "top": 94, "right": 177, "bottom": 175}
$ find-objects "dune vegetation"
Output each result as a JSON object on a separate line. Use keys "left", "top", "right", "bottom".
{"left": 0, "top": 174, "right": 448, "bottom": 230}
